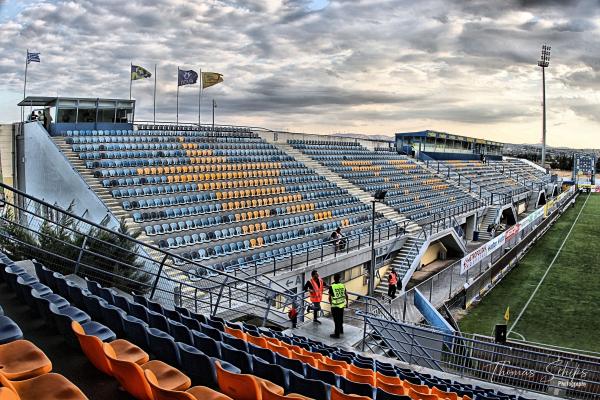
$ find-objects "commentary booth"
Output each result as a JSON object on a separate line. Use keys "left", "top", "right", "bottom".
{"left": 18, "top": 96, "right": 135, "bottom": 135}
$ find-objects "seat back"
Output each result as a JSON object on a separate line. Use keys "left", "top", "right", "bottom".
{"left": 0, "top": 376, "right": 18, "bottom": 398}
{"left": 71, "top": 321, "right": 112, "bottom": 375}
{"left": 330, "top": 386, "right": 371, "bottom": 400}
{"left": 144, "top": 369, "right": 195, "bottom": 400}
{"left": 215, "top": 360, "right": 261, "bottom": 400}
{"left": 103, "top": 342, "right": 153, "bottom": 400}
{"left": 260, "top": 380, "right": 311, "bottom": 400}
{"left": 177, "top": 342, "right": 218, "bottom": 389}
{"left": 407, "top": 388, "right": 438, "bottom": 400}
{"left": 0, "top": 387, "right": 18, "bottom": 400}
{"left": 287, "top": 370, "right": 329, "bottom": 400}
{"left": 375, "top": 387, "right": 411, "bottom": 400}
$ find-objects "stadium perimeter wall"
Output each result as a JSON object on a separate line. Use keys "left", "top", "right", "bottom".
{"left": 21, "top": 122, "right": 118, "bottom": 227}
{"left": 0, "top": 124, "right": 15, "bottom": 190}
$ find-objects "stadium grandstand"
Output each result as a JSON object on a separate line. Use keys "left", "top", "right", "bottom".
{"left": 0, "top": 95, "right": 598, "bottom": 400}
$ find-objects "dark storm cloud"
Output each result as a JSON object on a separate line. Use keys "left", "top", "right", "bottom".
{"left": 0, "top": 0, "right": 599, "bottom": 147}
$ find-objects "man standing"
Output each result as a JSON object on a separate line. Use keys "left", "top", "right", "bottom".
{"left": 329, "top": 272, "right": 348, "bottom": 338}
{"left": 388, "top": 267, "right": 398, "bottom": 299}
{"left": 303, "top": 270, "right": 324, "bottom": 324}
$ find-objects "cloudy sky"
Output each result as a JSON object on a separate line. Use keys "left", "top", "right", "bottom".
{"left": 0, "top": 0, "right": 599, "bottom": 148}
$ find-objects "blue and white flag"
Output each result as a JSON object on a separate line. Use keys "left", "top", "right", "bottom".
{"left": 178, "top": 69, "right": 198, "bottom": 86}
{"left": 26, "top": 51, "right": 40, "bottom": 64}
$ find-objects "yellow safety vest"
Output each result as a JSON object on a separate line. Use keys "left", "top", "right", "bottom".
{"left": 330, "top": 283, "right": 346, "bottom": 308}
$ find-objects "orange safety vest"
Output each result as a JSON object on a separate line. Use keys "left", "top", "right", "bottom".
{"left": 309, "top": 277, "right": 324, "bottom": 303}
{"left": 389, "top": 272, "right": 398, "bottom": 286}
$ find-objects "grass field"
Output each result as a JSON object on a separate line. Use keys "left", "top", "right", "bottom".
{"left": 459, "top": 193, "right": 600, "bottom": 354}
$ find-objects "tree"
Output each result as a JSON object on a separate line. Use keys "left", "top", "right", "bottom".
{"left": 1, "top": 204, "right": 151, "bottom": 295}
{"left": 76, "top": 217, "right": 152, "bottom": 294}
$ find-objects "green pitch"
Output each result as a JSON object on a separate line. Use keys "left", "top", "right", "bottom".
{"left": 459, "top": 193, "right": 600, "bottom": 354}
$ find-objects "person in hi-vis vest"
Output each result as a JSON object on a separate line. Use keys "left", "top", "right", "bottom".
{"left": 388, "top": 267, "right": 398, "bottom": 299}
{"left": 329, "top": 272, "right": 349, "bottom": 338}
{"left": 303, "top": 270, "right": 324, "bottom": 324}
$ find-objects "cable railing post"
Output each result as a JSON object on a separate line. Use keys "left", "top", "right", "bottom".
{"left": 73, "top": 235, "right": 88, "bottom": 276}
{"left": 149, "top": 254, "right": 170, "bottom": 300}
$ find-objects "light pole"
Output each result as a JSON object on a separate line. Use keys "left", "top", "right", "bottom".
{"left": 369, "top": 189, "right": 387, "bottom": 297}
{"left": 212, "top": 99, "right": 216, "bottom": 130}
{"left": 538, "top": 44, "right": 551, "bottom": 168}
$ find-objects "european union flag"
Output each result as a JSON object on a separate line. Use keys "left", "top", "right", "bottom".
{"left": 178, "top": 69, "right": 198, "bottom": 86}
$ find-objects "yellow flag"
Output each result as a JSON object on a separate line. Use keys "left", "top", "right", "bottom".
{"left": 504, "top": 306, "right": 510, "bottom": 322}
{"left": 202, "top": 72, "right": 223, "bottom": 89}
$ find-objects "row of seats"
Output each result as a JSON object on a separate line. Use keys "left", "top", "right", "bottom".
{"left": 60, "top": 131, "right": 393, "bottom": 269}
{"left": 490, "top": 160, "right": 550, "bottom": 185}
{"left": 79, "top": 148, "right": 284, "bottom": 159}
{"left": 289, "top": 141, "right": 480, "bottom": 224}
{"left": 2, "top": 251, "right": 534, "bottom": 400}
{"left": 65, "top": 127, "right": 256, "bottom": 138}
{"left": 0, "top": 256, "right": 92, "bottom": 399}
{"left": 89, "top": 154, "right": 294, "bottom": 172}
{"left": 438, "top": 161, "right": 527, "bottom": 196}
{"left": 112, "top": 279, "right": 527, "bottom": 400}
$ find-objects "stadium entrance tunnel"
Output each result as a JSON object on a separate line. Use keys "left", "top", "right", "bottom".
{"left": 419, "top": 229, "right": 467, "bottom": 270}
{"left": 500, "top": 205, "right": 518, "bottom": 226}
{"left": 536, "top": 190, "right": 547, "bottom": 207}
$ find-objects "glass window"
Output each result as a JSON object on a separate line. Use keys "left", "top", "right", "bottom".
{"left": 98, "top": 108, "right": 116, "bottom": 123}
{"left": 78, "top": 108, "right": 96, "bottom": 123}
{"left": 57, "top": 108, "right": 76, "bottom": 123}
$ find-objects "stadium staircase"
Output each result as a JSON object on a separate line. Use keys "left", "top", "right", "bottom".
{"left": 52, "top": 138, "right": 139, "bottom": 231}
{"left": 275, "top": 142, "right": 431, "bottom": 292}
{"left": 271, "top": 142, "right": 421, "bottom": 234}
{"left": 374, "top": 236, "right": 427, "bottom": 297}
{"left": 477, "top": 206, "right": 500, "bottom": 241}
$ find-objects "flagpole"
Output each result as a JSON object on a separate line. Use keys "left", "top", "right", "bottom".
{"left": 129, "top": 62, "right": 133, "bottom": 100}
{"left": 153, "top": 64, "right": 157, "bottom": 125}
{"left": 176, "top": 67, "right": 180, "bottom": 126}
{"left": 212, "top": 99, "right": 215, "bottom": 130}
{"left": 198, "top": 68, "right": 202, "bottom": 130}
{"left": 23, "top": 49, "right": 29, "bottom": 123}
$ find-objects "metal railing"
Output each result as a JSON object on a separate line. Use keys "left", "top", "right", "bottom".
{"left": 190, "top": 220, "right": 408, "bottom": 281}
{"left": 0, "top": 182, "right": 311, "bottom": 326}
{"left": 361, "top": 315, "right": 600, "bottom": 399}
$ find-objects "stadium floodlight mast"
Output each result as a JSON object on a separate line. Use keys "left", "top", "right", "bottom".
{"left": 538, "top": 44, "right": 551, "bottom": 168}
{"left": 368, "top": 189, "right": 387, "bottom": 297}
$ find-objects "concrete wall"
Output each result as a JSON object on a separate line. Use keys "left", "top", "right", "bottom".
{"left": 421, "top": 241, "right": 446, "bottom": 266}
{"left": 0, "top": 124, "right": 14, "bottom": 188}
{"left": 22, "top": 122, "right": 118, "bottom": 227}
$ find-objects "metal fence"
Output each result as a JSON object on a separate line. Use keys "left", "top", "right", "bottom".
{"left": 362, "top": 314, "right": 600, "bottom": 399}
{"left": 358, "top": 189, "right": 599, "bottom": 399}
{"left": 0, "top": 182, "right": 312, "bottom": 326}
{"left": 386, "top": 186, "right": 576, "bottom": 325}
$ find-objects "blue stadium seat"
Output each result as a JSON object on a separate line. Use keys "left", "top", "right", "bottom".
{"left": 287, "top": 370, "right": 329, "bottom": 400}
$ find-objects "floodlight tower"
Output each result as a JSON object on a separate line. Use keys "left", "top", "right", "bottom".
{"left": 538, "top": 44, "right": 551, "bottom": 168}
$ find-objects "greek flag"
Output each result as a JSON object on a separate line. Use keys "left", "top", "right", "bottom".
{"left": 26, "top": 51, "right": 40, "bottom": 64}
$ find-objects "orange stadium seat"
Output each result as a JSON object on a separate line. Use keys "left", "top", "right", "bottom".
{"left": 145, "top": 369, "right": 232, "bottom": 400}
{"left": 330, "top": 387, "right": 370, "bottom": 400}
{"left": 0, "top": 373, "right": 88, "bottom": 400}
{"left": 0, "top": 340, "right": 52, "bottom": 380}
{"left": 71, "top": 321, "right": 148, "bottom": 377}
{"left": 103, "top": 343, "right": 190, "bottom": 400}
{"left": 215, "top": 361, "right": 283, "bottom": 400}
